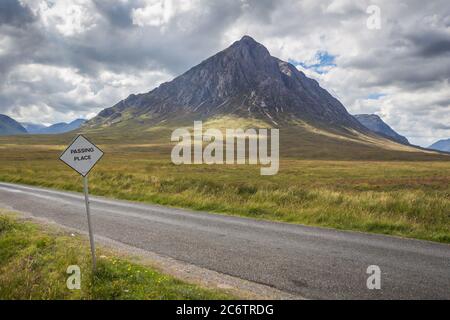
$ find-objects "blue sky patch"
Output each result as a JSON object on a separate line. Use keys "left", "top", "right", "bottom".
{"left": 289, "top": 51, "right": 337, "bottom": 74}
{"left": 366, "top": 93, "right": 386, "bottom": 100}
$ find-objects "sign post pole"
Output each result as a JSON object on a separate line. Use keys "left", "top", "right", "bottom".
{"left": 60, "top": 135, "right": 104, "bottom": 274}
{"left": 83, "top": 175, "right": 96, "bottom": 271}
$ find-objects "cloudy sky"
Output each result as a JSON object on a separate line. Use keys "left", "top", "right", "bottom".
{"left": 0, "top": 0, "right": 449, "bottom": 146}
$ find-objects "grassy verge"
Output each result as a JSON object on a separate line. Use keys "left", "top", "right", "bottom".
{"left": 0, "top": 212, "right": 233, "bottom": 300}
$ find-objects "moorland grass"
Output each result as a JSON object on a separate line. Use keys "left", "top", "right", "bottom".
{"left": 0, "top": 126, "right": 449, "bottom": 244}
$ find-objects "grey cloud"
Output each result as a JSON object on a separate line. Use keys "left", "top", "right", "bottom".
{"left": 0, "top": 0, "right": 35, "bottom": 27}
{"left": 408, "top": 30, "right": 450, "bottom": 58}
{"left": 93, "top": 0, "right": 139, "bottom": 28}
{"left": 342, "top": 45, "right": 450, "bottom": 90}
{"left": 16, "top": 1, "right": 245, "bottom": 77}
{"left": 431, "top": 122, "right": 450, "bottom": 130}
{"left": 0, "top": 27, "right": 44, "bottom": 85}
{"left": 366, "top": 60, "right": 450, "bottom": 89}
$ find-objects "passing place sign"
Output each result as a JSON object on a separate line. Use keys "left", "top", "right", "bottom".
{"left": 60, "top": 135, "right": 104, "bottom": 176}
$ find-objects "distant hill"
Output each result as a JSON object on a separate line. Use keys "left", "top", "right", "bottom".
{"left": 38, "top": 119, "right": 86, "bottom": 134}
{"left": 21, "top": 122, "right": 47, "bottom": 134}
{"left": 429, "top": 139, "right": 450, "bottom": 152}
{"left": 354, "top": 114, "right": 409, "bottom": 145}
{"left": 24, "top": 119, "right": 86, "bottom": 134}
{"left": 0, "top": 114, "right": 27, "bottom": 136}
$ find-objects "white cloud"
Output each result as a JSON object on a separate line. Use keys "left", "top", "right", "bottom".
{"left": 132, "top": 0, "right": 200, "bottom": 29}
{"left": 132, "top": 0, "right": 171, "bottom": 27}
{"left": 3, "top": 63, "right": 170, "bottom": 124}
{"left": 36, "top": 0, "right": 100, "bottom": 36}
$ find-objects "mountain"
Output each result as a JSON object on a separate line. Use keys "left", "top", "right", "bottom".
{"left": 21, "top": 122, "right": 47, "bottom": 134}
{"left": 0, "top": 114, "right": 27, "bottom": 136}
{"left": 84, "top": 36, "right": 443, "bottom": 160}
{"left": 88, "top": 36, "right": 365, "bottom": 132}
{"left": 34, "top": 119, "right": 86, "bottom": 134}
{"left": 354, "top": 114, "right": 409, "bottom": 145}
{"left": 429, "top": 139, "right": 450, "bottom": 152}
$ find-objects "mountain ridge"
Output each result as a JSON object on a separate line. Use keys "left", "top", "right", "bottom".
{"left": 22, "top": 119, "right": 86, "bottom": 134}
{"left": 0, "top": 114, "right": 27, "bottom": 136}
{"left": 354, "top": 114, "right": 409, "bottom": 145}
{"left": 38, "top": 119, "right": 86, "bottom": 134}
{"left": 22, "top": 122, "right": 47, "bottom": 134}
{"left": 429, "top": 138, "right": 450, "bottom": 152}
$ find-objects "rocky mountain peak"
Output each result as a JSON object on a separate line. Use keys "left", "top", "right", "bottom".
{"left": 229, "top": 35, "right": 272, "bottom": 60}
{"left": 89, "top": 36, "right": 365, "bottom": 131}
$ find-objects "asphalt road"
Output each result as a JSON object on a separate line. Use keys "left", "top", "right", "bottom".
{"left": 0, "top": 182, "right": 448, "bottom": 299}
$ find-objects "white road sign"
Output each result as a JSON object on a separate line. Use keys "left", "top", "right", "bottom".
{"left": 60, "top": 135, "right": 104, "bottom": 177}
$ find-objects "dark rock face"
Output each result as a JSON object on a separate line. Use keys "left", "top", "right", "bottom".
{"left": 89, "top": 36, "right": 364, "bottom": 130}
{"left": 354, "top": 114, "right": 409, "bottom": 145}
{"left": 429, "top": 138, "right": 450, "bottom": 152}
{"left": 0, "top": 114, "right": 27, "bottom": 136}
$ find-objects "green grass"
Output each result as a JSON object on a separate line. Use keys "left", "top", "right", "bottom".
{"left": 0, "top": 123, "right": 449, "bottom": 244}
{"left": 0, "top": 212, "right": 233, "bottom": 300}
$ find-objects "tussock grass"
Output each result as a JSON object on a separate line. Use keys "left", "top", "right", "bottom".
{"left": 0, "top": 212, "right": 233, "bottom": 300}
